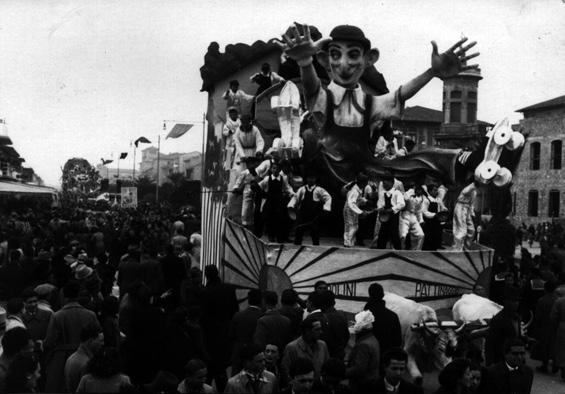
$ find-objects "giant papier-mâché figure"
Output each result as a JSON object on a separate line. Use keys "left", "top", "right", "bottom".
{"left": 275, "top": 23, "right": 524, "bottom": 193}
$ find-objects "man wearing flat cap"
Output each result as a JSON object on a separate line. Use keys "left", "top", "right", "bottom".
{"left": 277, "top": 23, "right": 483, "bottom": 195}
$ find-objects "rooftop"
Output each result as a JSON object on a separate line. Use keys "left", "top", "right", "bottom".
{"left": 516, "top": 95, "right": 565, "bottom": 113}
{"left": 400, "top": 105, "right": 492, "bottom": 126}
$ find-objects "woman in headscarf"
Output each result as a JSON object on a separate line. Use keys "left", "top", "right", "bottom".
{"left": 345, "top": 310, "right": 379, "bottom": 392}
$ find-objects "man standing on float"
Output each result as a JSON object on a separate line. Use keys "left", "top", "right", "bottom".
{"left": 276, "top": 23, "right": 482, "bottom": 192}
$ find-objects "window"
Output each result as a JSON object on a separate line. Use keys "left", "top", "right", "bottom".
{"left": 528, "top": 190, "right": 539, "bottom": 217}
{"left": 451, "top": 90, "right": 462, "bottom": 99}
{"left": 551, "top": 140, "right": 562, "bottom": 169}
{"left": 530, "top": 142, "right": 540, "bottom": 170}
{"left": 468, "top": 91, "right": 477, "bottom": 99}
{"left": 549, "top": 190, "right": 560, "bottom": 218}
{"left": 450, "top": 102, "right": 462, "bottom": 123}
{"left": 467, "top": 102, "right": 477, "bottom": 123}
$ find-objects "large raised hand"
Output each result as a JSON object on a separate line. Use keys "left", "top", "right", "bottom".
{"left": 275, "top": 23, "right": 317, "bottom": 64}
{"left": 431, "top": 37, "right": 480, "bottom": 79}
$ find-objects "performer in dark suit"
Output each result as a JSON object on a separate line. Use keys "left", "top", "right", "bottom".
{"left": 360, "top": 348, "right": 423, "bottom": 394}
{"left": 480, "top": 338, "right": 534, "bottom": 394}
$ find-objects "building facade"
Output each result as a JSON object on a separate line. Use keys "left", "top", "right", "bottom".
{"left": 436, "top": 68, "right": 491, "bottom": 149}
{"left": 139, "top": 147, "right": 201, "bottom": 185}
{"left": 511, "top": 95, "right": 565, "bottom": 224}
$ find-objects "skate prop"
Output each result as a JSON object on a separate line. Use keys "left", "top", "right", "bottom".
{"left": 271, "top": 81, "right": 304, "bottom": 159}
{"left": 474, "top": 117, "right": 524, "bottom": 187}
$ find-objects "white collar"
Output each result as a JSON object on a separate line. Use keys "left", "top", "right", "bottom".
{"left": 328, "top": 81, "right": 365, "bottom": 108}
{"left": 271, "top": 174, "right": 281, "bottom": 181}
{"left": 505, "top": 361, "right": 519, "bottom": 372}
{"left": 384, "top": 377, "right": 401, "bottom": 391}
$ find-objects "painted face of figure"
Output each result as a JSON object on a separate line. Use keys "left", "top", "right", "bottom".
{"left": 328, "top": 41, "right": 366, "bottom": 88}
{"left": 384, "top": 359, "right": 406, "bottom": 385}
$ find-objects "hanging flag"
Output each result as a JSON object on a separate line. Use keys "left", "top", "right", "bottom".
{"left": 166, "top": 124, "right": 193, "bottom": 139}
{"left": 134, "top": 136, "right": 151, "bottom": 147}
{"left": 101, "top": 158, "right": 113, "bottom": 165}
{"left": 119, "top": 152, "right": 128, "bottom": 160}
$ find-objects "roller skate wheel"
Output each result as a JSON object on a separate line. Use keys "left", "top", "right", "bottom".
{"left": 493, "top": 126, "right": 512, "bottom": 145}
{"left": 505, "top": 132, "right": 525, "bottom": 151}
{"left": 475, "top": 161, "right": 500, "bottom": 181}
{"left": 493, "top": 167, "right": 512, "bottom": 187}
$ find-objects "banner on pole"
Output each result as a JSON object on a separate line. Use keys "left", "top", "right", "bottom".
{"left": 121, "top": 187, "right": 138, "bottom": 208}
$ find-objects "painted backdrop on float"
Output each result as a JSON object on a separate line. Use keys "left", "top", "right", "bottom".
{"left": 223, "top": 218, "right": 493, "bottom": 313}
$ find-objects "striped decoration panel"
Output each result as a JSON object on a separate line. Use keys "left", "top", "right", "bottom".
{"left": 223, "top": 218, "right": 494, "bottom": 313}
{"left": 201, "top": 187, "right": 226, "bottom": 272}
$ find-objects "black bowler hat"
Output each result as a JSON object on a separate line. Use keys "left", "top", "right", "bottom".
{"left": 328, "top": 25, "right": 371, "bottom": 51}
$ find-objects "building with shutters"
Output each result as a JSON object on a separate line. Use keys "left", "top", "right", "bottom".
{"left": 510, "top": 95, "right": 565, "bottom": 224}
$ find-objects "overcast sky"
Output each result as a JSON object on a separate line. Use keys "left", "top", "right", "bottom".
{"left": 1, "top": 0, "right": 563, "bottom": 187}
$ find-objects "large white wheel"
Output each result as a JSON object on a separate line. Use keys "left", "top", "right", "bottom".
{"left": 505, "top": 132, "right": 525, "bottom": 151}
{"left": 493, "top": 167, "right": 512, "bottom": 187}
{"left": 493, "top": 126, "right": 512, "bottom": 146}
{"left": 475, "top": 161, "right": 500, "bottom": 182}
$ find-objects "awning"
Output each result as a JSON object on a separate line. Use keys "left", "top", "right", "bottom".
{"left": 0, "top": 181, "right": 57, "bottom": 196}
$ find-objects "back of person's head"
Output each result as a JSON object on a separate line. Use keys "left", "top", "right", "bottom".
{"left": 204, "top": 265, "right": 219, "bottom": 281}
{"left": 307, "top": 291, "right": 324, "bottom": 310}
{"left": 289, "top": 357, "right": 314, "bottom": 378}
{"left": 314, "top": 280, "right": 328, "bottom": 291}
{"left": 368, "top": 283, "right": 384, "bottom": 300}
{"left": 438, "top": 358, "right": 471, "bottom": 390}
{"left": 80, "top": 323, "right": 102, "bottom": 343}
{"left": 184, "top": 358, "right": 207, "bottom": 377}
{"left": 281, "top": 289, "right": 298, "bottom": 305}
{"left": 5, "top": 352, "right": 39, "bottom": 392}
{"left": 63, "top": 280, "right": 81, "bottom": 300}
{"left": 321, "top": 358, "right": 345, "bottom": 379}
{"left": 87, "top": 347, "right": 122, "bottom": 378}
{"left": 247, "top": 289, "right": 262, "bottom": 307}
{"left": 404, "top": 139, "right": 416, "bottom": 151}
{"left": 6, "top": 298, "right": 24, "bottom": 316}
{"left": 301, "top": 315, "right": 320, "bottom": 335}
{"left": 263, "top": 291, "right": 278, "bottom": 308}
{"left": 319, "top": 290, "right": 336, "bottom": 309}
{"left": 1, "top": 327, "right": 31, "bottom": 358}
{"left": 239, "top": 343, "right": 264, "bottom": 364}
{"left": 382, "top": 347, "right": 408, "bottom": 367}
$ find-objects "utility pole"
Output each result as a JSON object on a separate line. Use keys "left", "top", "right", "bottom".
{"left": 156, "top": 134, "right": 161, "bottom": 203}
